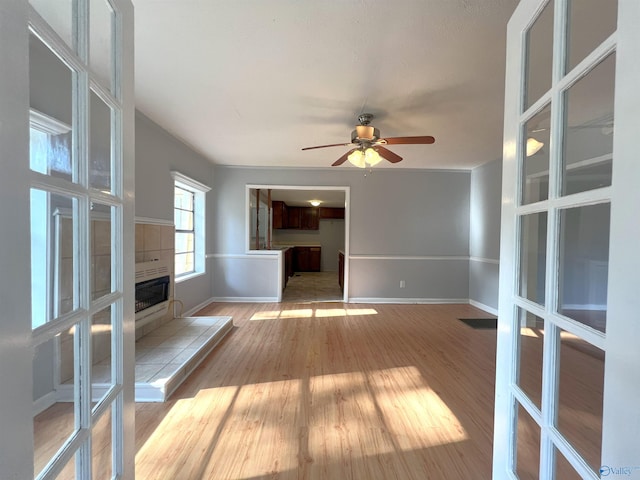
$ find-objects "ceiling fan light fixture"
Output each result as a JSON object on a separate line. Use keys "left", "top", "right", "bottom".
{"left": 348, "top": 149, "right": 366, "bottom": 168}
{"left": 526, "top": 137, "right": 544, "bottom": 156}
{"left": 365, "top": 147, "right": 382, "bottom": 166}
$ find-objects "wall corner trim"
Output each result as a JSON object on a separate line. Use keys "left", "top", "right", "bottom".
{"left": 469, "top": 299, "right": 499, "bottom": 316}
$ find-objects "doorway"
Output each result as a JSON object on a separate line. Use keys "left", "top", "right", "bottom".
{"left": 246, "top": 185, "right": 349, "bottom": 303}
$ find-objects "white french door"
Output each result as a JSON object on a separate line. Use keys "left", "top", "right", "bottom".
{"left": 0, "top": 0, "right": 134, "bottom": 478}
{"left": 494, "top": 0, "right": 640, "bottom": 479}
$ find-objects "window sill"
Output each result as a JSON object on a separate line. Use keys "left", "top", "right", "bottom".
{"left": 175, "top": 271, "right": 206, "bottom": 284}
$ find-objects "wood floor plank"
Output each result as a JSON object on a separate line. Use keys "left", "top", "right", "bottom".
{"left": 33, "top": 302, "right": 603, "bottom": 479}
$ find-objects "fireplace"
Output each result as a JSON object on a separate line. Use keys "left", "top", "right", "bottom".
{"left": 135, "top": 259, "right": 172, "bottom": 328}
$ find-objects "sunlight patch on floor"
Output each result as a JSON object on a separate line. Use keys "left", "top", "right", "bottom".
{"left": 520, "top": 327, "right": 543, "bottom": 338}
{"left": 367, "top": 366, "right": 469, "bottom": 449}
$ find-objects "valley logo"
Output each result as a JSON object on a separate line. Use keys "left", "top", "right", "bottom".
{"left": 600, "top": 465, "right": 640, "bottom": 477}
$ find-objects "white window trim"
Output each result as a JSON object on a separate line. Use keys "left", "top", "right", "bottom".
{"left": 171, "top": 171, "right": 210, "bottom": 280}
{"left": 30, "top": 108, "right": 71, "bottom": 135}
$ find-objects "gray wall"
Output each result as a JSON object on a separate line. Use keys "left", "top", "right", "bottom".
{"left": 212, "top": 166, "right": 471, "bottom": 301}
{"left": 469, "top": 159, "right": 502, "bottom": 312}
{"left": 135, "top": 112, "right": 215, "bottom": 313}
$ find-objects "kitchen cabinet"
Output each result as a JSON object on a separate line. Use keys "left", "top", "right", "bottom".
{"left": 287, "top": 207, "right": 301, "bottom": 229}
{"left": 309, "top": 247, "right": 321, "bottom": 271}
{"left": 283, "top": 247, "right": 294, "bottom": 289}
{"left": 282, "top": 205, "right": 319, "bottom": 230}
{"left": 294, "top": 246, "right": 321, "bottom": 272}
{"left": 286, "top": 247, "right": 294, "bottom": 279}
{"left": 301, "top": 207, "right": 319, "bottom": 230}
{"left": 319, "top": 207, "right": 345, "bottom": 219}
{"left": 272, "top": 200, "right": 288, "bottom": 229}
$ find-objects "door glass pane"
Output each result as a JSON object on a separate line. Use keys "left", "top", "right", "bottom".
{"left": 29, "top": 0, "right": 73, "bottom": 51}
{"left": 524, "top": 0, "right": 554, "bottom": 110}
{"left": 90, "top": 0, "right": 115, "bottom": 92}
{"left": 29, "top": 33, "right": 73, "bottom": 182}
{"left": 517, "top": 308, "right": 544, "bottom": 409}
{"left": 91, "top": 305, "right": 113, "bottom": 404}
{"left": 566, "top": 0, "right": 617, "bottom": 73}
{"left": 33, "top": 328, "right": 79, "bottom": 477}
{"left": 558, "top": 327, "right": 604, "bottom": 474}
{"left": 31, "top": 190, "right": 77, "bottom": 328}
{"left": 555, "top": 448, "right": 582, "bottom": 479}
{"left": 519, "top": 212, "right": 547, "bottom": 305}
{"left": 562, "top": 53, "right": 615, "bottom": 196}
{"left": 90, "top": 91, "right": 112, "bottom": 191}
{"left": 522, "top": 104, "right": 551, "bottom": 204}
{"left": 558, "top": 203, "right": 610, "bottom": 332}
{"left": 92, "top": 407, "right": 113, "bottom": 479}
{"left": 515, "top": 402, "right": 540, "bottom": 480}
{"left": 91, "top": 202, "right": 112, "bottom": 300}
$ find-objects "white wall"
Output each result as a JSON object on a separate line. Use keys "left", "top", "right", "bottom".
{"left": 212, "top": 166, "right": 471, "bottom": 302}
{"left": 135, "top": 112, "right": 215, "bottom": 313}
{"left": 469, "top": 159, "right": 502, "bottom": 313}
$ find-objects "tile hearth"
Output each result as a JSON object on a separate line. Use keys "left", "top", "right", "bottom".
{"left": 134, "top": 315, "right": 233, "bottom": 401}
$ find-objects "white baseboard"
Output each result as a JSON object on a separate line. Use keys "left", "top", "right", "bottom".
{"left": 469, "top": 299, "right": 499, "bottom": 316}
{"left": 211, "top": 296, "right": 279, "bottom": 303}
{"left": 33, "top": 391, "right": 57, "bottom": 416}
{"left": 55, "top": 383, "right": 111, "bottom": 403}
{"left": 348, "top": 297, "right": 469, "bottom": 305}
{"left": 179, "top": 297, "right": 217, "bottom": 317}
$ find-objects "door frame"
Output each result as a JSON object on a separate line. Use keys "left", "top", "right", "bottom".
{"left": 245, "top": 184, "right": 351, "bottom": 303}
{"left": 0, "top": 0, "right": 135, "bottom": 478}
{"left": 494, "top": 0, "right": 640, "bottom": 478}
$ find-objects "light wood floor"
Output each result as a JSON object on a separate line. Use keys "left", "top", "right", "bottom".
{"left": 34, "top": 302, "right": 602, "bottom": 479}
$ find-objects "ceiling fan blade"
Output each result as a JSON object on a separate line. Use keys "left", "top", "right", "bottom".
{"left": 302, "top": 142, "right": 352, "bottom": 151}
{"left": 376, "top": 146, "right": 403, "bottom": 163}
{"left": 332, "top": 148, "right": 357, "bottom": 166}
{"left": 382, "top": 136, "right": 435, "bottom": 145}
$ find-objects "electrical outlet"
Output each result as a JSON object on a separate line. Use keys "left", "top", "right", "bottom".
{"left": 400, "top": 280, "right": 405, "bottom": 288}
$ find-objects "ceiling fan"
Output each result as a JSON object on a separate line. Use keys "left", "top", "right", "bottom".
{"left": 301, "top": 113, "right": 435, "bottom": 167}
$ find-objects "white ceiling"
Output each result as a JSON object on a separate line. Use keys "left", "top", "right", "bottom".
{"left": 133, "top": 0, "right": 519, "bottom": 170}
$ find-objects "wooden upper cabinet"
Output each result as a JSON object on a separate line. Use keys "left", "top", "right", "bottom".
{"left": 301, "top": 207, "right": 319, "bottom": 230}
{"left": 272, "top": 201, "right": 288, "bottom": 229}
{"left": 276, "top": 203, "right": 321, "bottom": 230}
{"left": 287, "top": 207, "right": 301, "bottom": 229}
{"left": 319, "top": 207, "right": 345, "bottom": 219}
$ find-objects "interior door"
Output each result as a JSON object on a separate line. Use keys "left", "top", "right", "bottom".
{"left": 494, "top": 0, "right": 640, "bottom": 479}
{"left": 0, "top": 0, "right": 135, "bottom": 478}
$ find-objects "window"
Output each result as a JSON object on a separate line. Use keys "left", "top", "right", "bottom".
{"left": 29, "top": 109, "right": 72, "bottom": 329}
{"left": 171, "top": 171, "right": 210, "bottom": 279}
